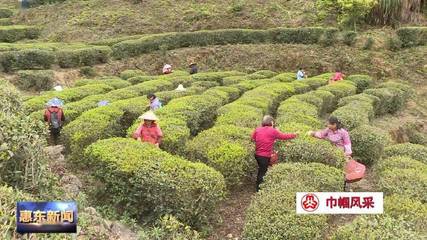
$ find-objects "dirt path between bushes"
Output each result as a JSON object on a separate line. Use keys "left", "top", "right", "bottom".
{"left": 207, "top": 179, "right": 256, "bottom": 240}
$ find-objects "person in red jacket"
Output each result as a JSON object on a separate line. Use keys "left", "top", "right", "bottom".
{"left": 251, "top": 115, "right": 297, "bottom": 192}
{"left": 44, "top": 104, "right": 65, "bottom": 145}
{"left": 133, "top": 111, "right": 163, "bottom": 147}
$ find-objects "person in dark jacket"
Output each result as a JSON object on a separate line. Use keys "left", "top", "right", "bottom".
{"left": 189, "top": 62, "right": 198, "bottom": 75}
{"left": 251, "top": 115, "right": 297, "bottom": 192}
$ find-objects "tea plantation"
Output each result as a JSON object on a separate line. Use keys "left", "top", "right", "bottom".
{"left": 0, "top": 0, "right": 426, "bottom": 239}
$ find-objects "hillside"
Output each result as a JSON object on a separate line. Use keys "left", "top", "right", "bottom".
{"left": 12, "top": 0, "right": 321, "bottom": 41}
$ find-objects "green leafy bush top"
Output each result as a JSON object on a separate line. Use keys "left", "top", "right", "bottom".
{"left": 384, "top": 143, "right": 427, "bottom": 164}
{"left": 84, "top": 138, "right": 226, "bottom": 228}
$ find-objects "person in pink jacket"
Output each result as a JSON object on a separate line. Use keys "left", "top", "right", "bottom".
{"left": 329, "top": 69, "right": 345, "bottom": 84}
{"left": 308, "top": 116, "right": 352, "bottom": 157}
{"left": 251, "top": 115, "right": 297, "bottom": 192}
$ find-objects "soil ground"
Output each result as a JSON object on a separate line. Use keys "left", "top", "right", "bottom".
{"left": 207, "top": 178, "right": 256, "bottom": 240}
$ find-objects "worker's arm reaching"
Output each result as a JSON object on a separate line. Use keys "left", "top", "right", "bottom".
{"left": 275, "top": 129, "right": 297, "bottom": 140}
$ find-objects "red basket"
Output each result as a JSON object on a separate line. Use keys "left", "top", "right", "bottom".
{"left": 269, "top": 151, "right": 279, "bottom": 166}
{"left": 345, "top": 159, "right": 366, "bottom": 183}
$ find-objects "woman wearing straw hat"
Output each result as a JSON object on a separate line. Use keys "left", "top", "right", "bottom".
{"left": 133, "top": 111, "right": 163, "bottom": 147}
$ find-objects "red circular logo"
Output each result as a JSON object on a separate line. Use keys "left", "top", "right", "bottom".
{"left": 301, "top": 193, "right": 319, "bottom": 212}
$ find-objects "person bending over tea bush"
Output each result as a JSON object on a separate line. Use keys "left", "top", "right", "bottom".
{"left": 308, "top": 116, "right": 352, "bottom": 158}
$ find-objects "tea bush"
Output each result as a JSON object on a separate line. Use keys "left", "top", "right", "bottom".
{"left": 277, "top": 99, "right": 319, "bottom": 120}
{"left": 277, "top": 101, "right": 321, "bottom": 128}
{"left": 215, "top": 104, "right": 263, "bottom": 128}
{"left": 155, "top": 87, "right": 237, "bottom": 150}
{"left": 299, "top": 77, "right": 329, "bottom": 90}
{"left": 331, "top": 101, "right": 372, "bottom": 130}
{"left": 350, "top": 125, "right": 390, "bottom": 165}
{"left": 271, "top": 72, "right": 295, "bottom": 82}
{"left": 84, "top": 138, "right": 226, "bottom": 228}
{"left": 112, "top": 28, "right": 339, "bottom": 59}
{"left": 232, "top": 79, "right": 278, "bottom": 92}
{"left": 400, "top": 122, "right": 427, "bottom": 145}
{"left": 0, "top": 8, "right": 13, "bottom": 18}
{"left": 62, "top": 106, "right": 124, "bottom": 159}
{"left": 0, "top": 80, "right": 50, "bottom": 190}
{"left": 56, "top": 46, "right": 112, "bottom": 68}
{"left": 383, "top": 194, "right": 427, "bottom": 233}
{"left": 342, "top": 31, "right": 357, "bottom": 46}
{"left": 277, "top": 134, "right": 346, "bottom": 168}
{"left": 319, "top": 28, "right": 339, "bottom": 46}
{"left": 24, "top": 83, "right": 114, "bottom": 112}
{"left": 384, "top": 143, "right": 427, "bottom": 164}
{"left": 74, "top": 77, "right": 131, "bottom": 89}
{"left": 337, "top": 93, "right": 379, "bottom": 109}
{"left": 0, "top": 49, "right": 55, "bottom": 72}
{"left": 252, "top": 70, "right": 277, "bottom": 78}
{"left": 397, "top": 27, "right": 427, "bottom": 47}
{"left": 288, "top": 81, "right": 311, "bottom": 93}
{"left": 375, "top": 166, "right": 427, "bottom": 202}
{"left": 155, "top": 85, "right": 209, "bottom": 104}
{"left": 0, "top": 18, "right": 12, "bottom": 26}
{"left": 244, "top": 187, "right": 328, "bottom": 240}
{"left": 119, "top": 69, "right": 147, "bottom": 80}
{"left": 222, "top": 75, "right": 249, "bottom": 85}
{"left": 288, "top": 92, "right": 324, "bottom": 113}
{"left": 184, "top": 82, "right": 300, "bottom": 185}
{"left": 318, "top": 81, "right": 357, "bottom": 107}
{"left": 185, "top": 125, "right": 253, "bottom": 185}
{"left": 203, "top": 86, "right": 242, "bottom": 104}
{"left": 67, "top": 81, "right": 216, "bottom": 160}
{"left": 314, "top": 72, "right": 334, "bottom": 79}
{"left": 367, "top": 157, "right": 427, "bottom": 236}
{"left": 190, "top": 71, "right": 245, "bottom": 84}
{"left": 0, "top": 25, "right": 40, "bottom": 42}
{"left": 346, "top": 74, "right": 373, "bottom": 93}
{"left": 138, "top": 215, "right": 202, "bottom": 240}
{"left": 363, "top": 37, "right": 374, "bottom": 50}
{"left": 331, "top": 215, "right": 422, "bottom": 240}
{"left": 375, "top": 156, "right": 427, "bottom": 173}
{"left": 16, "top": 70, "right": 55, "bottom": 91}
{"left": 244, "top": 73, "right": 265, "bottom": 80}
{"left": 276, "top": 80, "right": 357, "bottom": 167}
{"left": 312, "top": 89, "right": 335, "bottom": 114}
{"left": 127, "top": 75, "right": 159, "bottom": 84}
{"left": 243, "top": 163, "right": 342, "bottom": 240}
{"left": 127, "top": 82, "right": 241, "bottom": 154}
{"left": 378, "top": 81, "right": 414, "bottom": 100}
{"left": 64, "top": 78, "right": 215, "bottom": 158}
{"left": 65, "top": 78, "right": 178, "bottom": 120}
{"left": 364, "top": 87, "right": 400, "bottom": 115}
{"left": 79, "top": 66, "right": 97, "bottom": 77}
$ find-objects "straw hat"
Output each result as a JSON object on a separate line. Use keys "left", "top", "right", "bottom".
{"left": 138, "top": 111, "right": 158, "bottom": 121}
{"left": 175, "top": 84, "right": 186, "bottom": 91}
